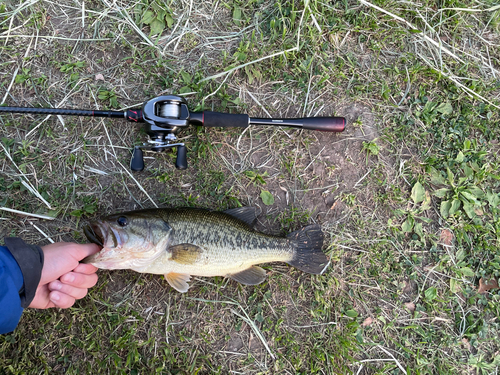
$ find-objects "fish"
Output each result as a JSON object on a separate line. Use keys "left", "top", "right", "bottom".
{"left": 82, "top": 207, "right": 329, "bottom": 293}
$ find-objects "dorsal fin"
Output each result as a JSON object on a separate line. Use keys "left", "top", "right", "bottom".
{"left": 224, "top": 207, "right": 258, "bottom": 227}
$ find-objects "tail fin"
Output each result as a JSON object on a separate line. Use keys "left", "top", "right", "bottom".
{"left": 286, "top": 224, "right": 329, "bottom": 275}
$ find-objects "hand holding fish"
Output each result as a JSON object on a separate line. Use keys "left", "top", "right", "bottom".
{"left": 83, "top": 207, "right": 330, "bottom": 293}
{"left": 29, "top": 243, "right": 100, "bottom": 309}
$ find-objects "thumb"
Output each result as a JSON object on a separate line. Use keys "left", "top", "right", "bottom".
{"left": 72, "top": 243, "right": 101, "bottom": 261}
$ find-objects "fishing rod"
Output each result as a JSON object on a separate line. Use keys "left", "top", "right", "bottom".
{"left": 0, "top": 95, "right": 346, "bottom": 171}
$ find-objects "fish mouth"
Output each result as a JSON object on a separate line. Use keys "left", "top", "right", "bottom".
{"left": 83, "top": 223, "right": 105, "bottom": 247}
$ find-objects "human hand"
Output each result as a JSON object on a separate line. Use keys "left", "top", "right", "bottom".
{"left": 28, "top": 242, "right": 100, "bottom": 309}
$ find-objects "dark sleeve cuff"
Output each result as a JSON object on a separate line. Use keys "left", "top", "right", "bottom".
{"left": 4, "top": 238, "right": 44, "bottom": 308}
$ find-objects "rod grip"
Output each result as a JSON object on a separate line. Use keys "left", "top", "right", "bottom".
{"left": 302, "top": 117, "right": 346, "bottom": 132}
{"left": 202, "top": 111, "right": 249, "bottom": 128}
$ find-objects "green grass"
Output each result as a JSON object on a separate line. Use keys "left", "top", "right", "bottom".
{"left": 1, "top": 0, "right": 500, "bottom": 373}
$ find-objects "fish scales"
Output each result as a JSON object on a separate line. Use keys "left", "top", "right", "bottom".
{"left": 145, "top": 208, "right": 294, "bottom": 276}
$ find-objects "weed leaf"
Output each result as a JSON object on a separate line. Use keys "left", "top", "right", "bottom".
{"left": 434, "top": 188, "right": 450, "bottom": 198}
{"left": 345, "top": 309, "right": 358, "bottom": 318}
{"left": 436, "top": 102, "right": 453, "bottom": 115}
{"left": 424, "top": 287, "right": 437, "bottom": 301}
{"left": 150, "top": 18, "right": 165, "bottom": 35}
{"left": 460, "top": 267, "right": 475, "bottom": 277}
{"left": 233, "top": 6, "right": 242, "bottom": 26}
{"left": 411, "top": 181, "right": 426, "bottom": 204}
{"left": 260, "top": 190, "right": 274, "bottom": 206}
{"left": 450, "top": 278, "right": 460, "bottom": 293}
{"left": 142, "top": 10, "right": 156, "bottom": 25}
{"left": 440, "top": 200, "right": 451, "bottom": 218}
{"left": 401, "top": 217, "right": 414, "bottom": 232}
{"left": 449, "top": 199, "right": 461, "bottom": 215}
{"left": 487, "top": 191, "right": 500, "bottom": 207}
{"left": 429, "top": 167, "right": 447, "bottom": 186}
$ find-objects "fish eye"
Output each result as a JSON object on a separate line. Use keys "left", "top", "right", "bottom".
{"left": 117, "top": 216, "right": 128, "bottom": 227}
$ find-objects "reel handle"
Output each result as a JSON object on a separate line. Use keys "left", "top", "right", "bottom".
{"left": 130, "top": 147, "right": 145, "bottom": 171}
{"left": 175, "top": 145, "right": 187, "bottom": 170}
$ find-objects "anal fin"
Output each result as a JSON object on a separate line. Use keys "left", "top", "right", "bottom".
{"left": 165, "top": 272, "right": 191, "bottom": 293}
{"left": 228, "top": 266, "right": 266, "bottom": 285}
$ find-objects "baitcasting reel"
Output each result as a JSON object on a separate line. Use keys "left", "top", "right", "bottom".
{"left": 0, "top": 95, "right": 346, "bottom": 171}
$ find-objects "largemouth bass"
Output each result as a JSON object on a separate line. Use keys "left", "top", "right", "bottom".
{"left": 83, "top": 207, "right": 329, "bottom": 293}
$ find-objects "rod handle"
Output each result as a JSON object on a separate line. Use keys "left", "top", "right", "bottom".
{"left": 202, "top": 111, "right": 249, "bottom": 128}
{"left": 301, "top": 117, "right": 345, "bottom": 132}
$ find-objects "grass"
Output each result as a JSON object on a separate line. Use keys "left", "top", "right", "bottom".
{"left": 0, "top": 0, "right": 499, "bottom": 373}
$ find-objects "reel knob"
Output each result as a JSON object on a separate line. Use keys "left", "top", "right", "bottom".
{"left": 130, "top": 147, "right": 145, "bottom": 171}
{"left": 175, "top": 145, "right": 187, "bottom": 170}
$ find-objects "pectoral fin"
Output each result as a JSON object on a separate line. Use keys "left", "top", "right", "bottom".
{"left": 165, "top": 272, "right": 191, "bottom": 293}
{"left": 170, "top": 243, "right": 203, "bottom": 265}
{"left": 228, "top": 266, "right": 267, "bottom": 285}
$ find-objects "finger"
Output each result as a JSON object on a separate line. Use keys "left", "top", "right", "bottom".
{"left": 59, "top": 272, "right": 98, "bottom": 289}
{"left": 72, "top": 243, "right": 102, "bottom": 261}
{"left": 73, "top": 263, "right": 98, "bottom": 274}
{"left": 49, "top": 281, "right": 88, "bottom": 300}
{"left": 49, "top": 291, "right": 76, "bottom": 309}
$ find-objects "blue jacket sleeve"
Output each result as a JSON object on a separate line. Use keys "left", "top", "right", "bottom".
{"left": 0, "top": 246, "right": 25, "bottom": 334}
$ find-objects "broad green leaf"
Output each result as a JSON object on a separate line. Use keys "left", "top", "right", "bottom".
{"left": 446, "top": 167, "right": 455, "bottom": 185}
{"left": 414, "top": 222, "right": 423, "bottom": 237}
{"left": 260, "top": 190, "right": 274, "bottom": 205}
{"left": 421, "top": 191, "right": 432, "bottom": 211}
{"left": 462, "top": 201, "right": 476, "bottom": 219}
{"left": 345, "top": 309, "right": 358, "bottom": 318}
{"left": 449, "top": 199, "right": 461, "bottom": 215}
{"left": 180, "top": 71, "right": 192, "bottom": 84}
{"left": 440, "top": 200, "right": 451, "bottom": 218}
{"left": 460, "top": 267, "right": 475, "bottom": 277}
{"left": 165, "top": 14, "right": 174, "bottom": 28}
{"left": 150, "top": 18, "right": 165, "bottom": 35}
{"left": 424, "top": 287, "right": 437, "bottom": 301}
{"left": 436, "top": 102, "right": 453, "bottom": 115}
{"left": 461, "top": 191, "right": 479, "bottom": 204}
{"left": 464, "top": 165, "right": 473, "bottom": 178}
{"left": 255, "top": 312, "right": 264, "bottom": 323}
{"left": 467, "top": 186, "right": 485, "bottom": 199}
{"left": 455, "top": 151, "right": 464, "bottom": 163}
{"left": 411, "top": 181, "right": 426, "bottom": 204}
{"left": 142, "top": 10, "right": 156, "bottom": 25}
{"left": 428, "top": 167, "right": 447, "bottom": 186}
{"left": 486, "top": 191, "right": 500, "bottom": 207}
{"left": 70, "top": 209, "right": 84, "bottom": 218}
{"left": 401, "top": 218, "right": 414, "bottom": 232}
{"left": 450, "top": 278, "right": 460, "bottom": 293}
{"left": 434, "top": 188, "right": 450, "bottom": 198}
{"left": 363, "top": 141, "right": 379, "bottom": 156}
{"left": 233, "top": 6, "right": 242, "bottom": 26}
